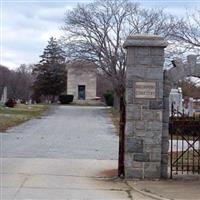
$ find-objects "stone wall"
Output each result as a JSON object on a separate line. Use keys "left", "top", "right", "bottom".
{"left": 67, "top": 61, "right": 97, "bottom": 100}
{"left": 123, "top": 35, "right": 167, "bottom": 179}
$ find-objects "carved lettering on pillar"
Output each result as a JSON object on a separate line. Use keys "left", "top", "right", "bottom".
{"left": 135, "top": 82, "right": 156, "bottom": 99}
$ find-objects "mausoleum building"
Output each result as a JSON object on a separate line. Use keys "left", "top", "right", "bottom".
{"left": 67, "top": 60, "right": 97, "bottom": 100}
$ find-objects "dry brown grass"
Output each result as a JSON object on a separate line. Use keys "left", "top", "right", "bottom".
{"left": 0, "top": 104, "right": 48, "bottom": 132}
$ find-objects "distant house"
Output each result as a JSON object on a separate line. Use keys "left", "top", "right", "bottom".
{"left": 67, "top": 60, "right": 97, "bottom": 100}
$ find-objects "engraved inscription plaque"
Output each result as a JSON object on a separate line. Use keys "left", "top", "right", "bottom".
{"left": 135, "top": 82, "right": 156, "bottom": 99}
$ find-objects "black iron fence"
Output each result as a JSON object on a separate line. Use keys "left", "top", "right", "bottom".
{"left": 169, "top": 106, "right": 200, "bottom": 178}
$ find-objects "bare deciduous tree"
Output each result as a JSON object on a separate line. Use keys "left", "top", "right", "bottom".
{"left": 62, "top": 0, "right": 177, "bottom": 104}
{"left": 62, "top": 0, "right": 132, "bottom": 106}
{"left": 171, "top": 10, "right": 200, "bottom": 49}
{"left": 61, "top": 0, "right": 180, "bottom": 177}
{"left": 0, "top": 64, "right": 33, "bottom": 101}
{"left": 179, "top": 78, "right": 200, "bottom": 98}
{"left": 129, "top": 8, "right": 175, "bottom": 37}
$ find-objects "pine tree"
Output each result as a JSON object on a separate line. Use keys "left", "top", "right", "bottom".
{"left": 33, "top": 37, "right": 67, "bottom": 102}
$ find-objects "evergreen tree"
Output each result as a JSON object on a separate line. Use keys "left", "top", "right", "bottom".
{"left": 33, "top": 37, "right": 67, "bottom": 102}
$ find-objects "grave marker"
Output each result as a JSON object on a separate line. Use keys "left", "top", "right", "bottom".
{"left": 1, "top": 86, "right": 7, "bottom": 104}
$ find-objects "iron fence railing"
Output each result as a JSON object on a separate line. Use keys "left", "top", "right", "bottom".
{"left": 169, "top": 106, "right": 200, "bottom": 178}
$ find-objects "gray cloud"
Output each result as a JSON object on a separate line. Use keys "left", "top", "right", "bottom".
{"left": 2, "top": 1, "right": 70, "bottom": 68}
{"left": 1, "top": 0, "right": 199, "bottom": 69}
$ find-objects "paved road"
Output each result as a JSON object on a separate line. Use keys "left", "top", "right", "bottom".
{"left": 1, "top": 158, "right": 155, "bottom": 200}
{"left": 0, "top": 105, "right": 118, "bottom": 160}
{"left": 0, "top": 106, "right": 156, "bottom": 199}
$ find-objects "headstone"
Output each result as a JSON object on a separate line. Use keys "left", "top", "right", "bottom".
{"left": 169, "top": 87, "right": 183, "bottom": 116}
{"left": 178, "top": 87, "right": 183, "bottom": 112}
{"left": 1, "top": 86, "right": 7, "bottom": 104}
{"left": 123, "top": 35, "right": 167, "bottom": 179}
{"left": 17, "top": 99, "right": 21, "bottom": 104}
{"left": 188, "top": 97, "right": 194, "bottom": 117}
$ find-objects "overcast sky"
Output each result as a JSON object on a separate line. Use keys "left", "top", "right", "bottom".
{"left": 1, "top": 0, "right": 199, "bottom": 69}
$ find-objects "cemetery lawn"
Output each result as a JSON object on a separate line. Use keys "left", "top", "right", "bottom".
{"left": 0, "top": 104, "right": 48, "bottom": 132}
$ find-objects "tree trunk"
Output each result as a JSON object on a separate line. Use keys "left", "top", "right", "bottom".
{"left": 113, "top": 90, "right": 120, "bottom": 110}
{"left": 118, "top": 95, "right": 126, "bottom": 177}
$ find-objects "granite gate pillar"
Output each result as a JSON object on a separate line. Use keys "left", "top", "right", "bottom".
{"left": 123, "top": 35, "right": 168, "bottom": 179}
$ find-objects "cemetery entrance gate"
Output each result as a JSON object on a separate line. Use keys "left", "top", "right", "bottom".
{"left": 169, "top": 106, "right": 200, "bottom": 178}
{"left": 123, "top": 34, "right": 200, "bottom": 179}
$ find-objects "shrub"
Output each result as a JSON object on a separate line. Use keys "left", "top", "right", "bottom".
{"left": 5, "top": 98, "right": 17, "bottom": 108}
{"left": 104, "top": 91, "right": 114, "bottom": 106}
{"left": 59, "top": 95, "right": 74, "bottom": 104}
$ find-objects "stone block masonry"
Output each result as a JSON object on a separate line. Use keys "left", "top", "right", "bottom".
{"left": 123, "top": 35, "right": 167, "bottom": 179}
{"left": 67, "top": 60, "right": 97, "bottom": 100}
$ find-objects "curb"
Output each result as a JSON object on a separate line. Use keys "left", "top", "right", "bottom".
{"left": 126, "top": 182, "right": 171, "bottom": 200}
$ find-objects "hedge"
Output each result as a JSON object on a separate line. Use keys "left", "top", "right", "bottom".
{"left": 59, "top": 95, "right": 74, "bottom": 104}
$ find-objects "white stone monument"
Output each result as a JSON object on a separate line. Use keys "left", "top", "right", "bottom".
{"left": 169, "top": 87, "right": 183, "bottom": 116}
{"left": 188, "top": 97, "right": 194, "bottom": 117}
{"left": 1, "top": 86, "right": 7, "bottom": 104}
{"left": 178, "top": 87, "right": 183, "bottom": 112}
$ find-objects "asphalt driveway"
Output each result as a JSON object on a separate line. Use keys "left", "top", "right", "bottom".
{"left": 0, "top": 105, "right": 118, "bottom": 160}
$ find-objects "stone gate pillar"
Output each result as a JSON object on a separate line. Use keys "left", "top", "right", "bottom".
{"left": 123, "top": 35, "right": 167, "bottom": 179}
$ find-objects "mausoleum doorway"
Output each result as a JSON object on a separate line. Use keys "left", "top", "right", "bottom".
{"left": 78, "top": 85, "right": 86, "bottom": 100}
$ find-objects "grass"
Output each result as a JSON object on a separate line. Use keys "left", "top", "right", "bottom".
{"left": 0, "top": 104, "right": 48, "bottom": 132}
{"left": 107, "top": 107, "right": 120, "bottom": 135}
